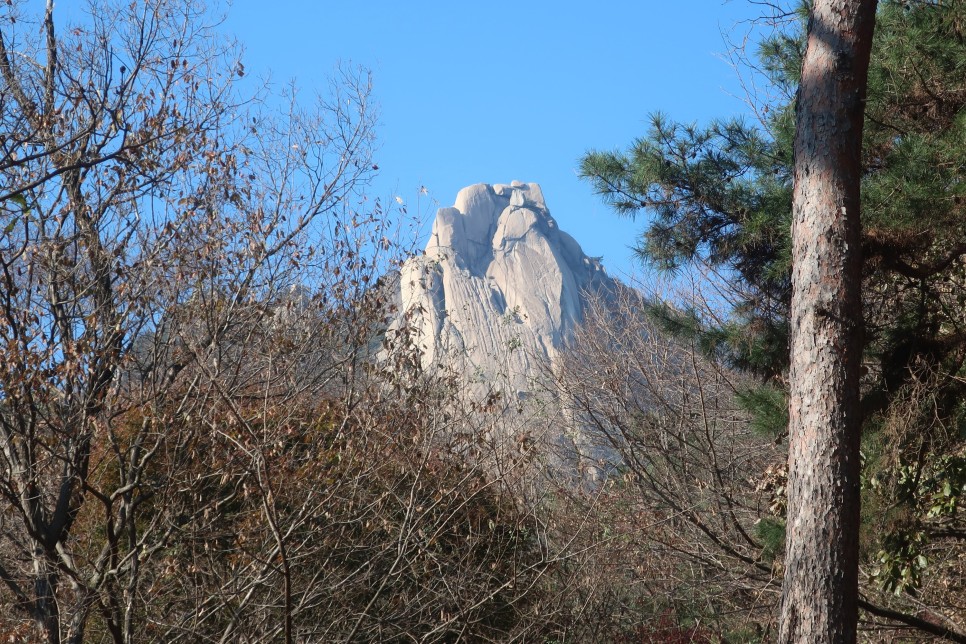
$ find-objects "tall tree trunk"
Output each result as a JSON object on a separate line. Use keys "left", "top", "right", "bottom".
{"left": 33, "top": 553, "right": 61, "bottom": 644}
{"left": 779, "top": 1, "right": 877, "bottom": 643}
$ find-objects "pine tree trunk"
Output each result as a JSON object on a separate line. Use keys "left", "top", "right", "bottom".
{"left": 779, "top": 1, "right": 877, "bottom": 642}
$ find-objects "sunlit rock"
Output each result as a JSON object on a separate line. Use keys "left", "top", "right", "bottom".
{"left": 396, "top": 182, "right": 618, "bottom": 477}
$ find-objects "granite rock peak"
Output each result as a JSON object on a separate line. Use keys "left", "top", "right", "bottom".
{"left": 399, "top": 181, "right": 617, "bottom": 397}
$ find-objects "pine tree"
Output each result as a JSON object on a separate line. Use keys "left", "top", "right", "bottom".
{"left": 581, "top": 0, "right": 966, "bottom": 637}
{"left": 779, "top": 1, "right": 875, "bottom": 641}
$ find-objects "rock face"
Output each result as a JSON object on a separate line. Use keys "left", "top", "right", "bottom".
{"left": 401, "top": 181, "right": 615, "bottom": 392}
{"left": 398, "top": 181, "right": 617, "bottom": 422}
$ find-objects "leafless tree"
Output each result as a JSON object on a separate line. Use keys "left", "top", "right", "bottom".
{"left": 0, "top": 5, "right": 613, "bottom": 642}
{"left": 551, "top": 281, "right": 785, "bottom": 637}
{"left": 0, "top": 0, "right": 387, "bottom": 640}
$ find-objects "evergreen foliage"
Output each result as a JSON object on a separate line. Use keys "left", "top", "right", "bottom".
{"left": 582, "top": 0, "right": 966, "bottom": 612}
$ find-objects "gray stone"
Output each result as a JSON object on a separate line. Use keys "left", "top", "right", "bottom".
{"left": 401, "top": 182, "right": 615, "bottom": 378}
{"left": 396, "top": 182, "right": 620, "bottom": 476}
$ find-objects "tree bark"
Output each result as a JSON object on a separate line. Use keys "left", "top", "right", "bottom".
{"left": 779, "top": 2, "right": 877, "bottom": 643}
{"left": 33, "top": 553, "right": 61, "bottom": 644}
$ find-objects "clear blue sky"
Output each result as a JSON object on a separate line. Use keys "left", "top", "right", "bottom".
{"left": 224, "top": 1, "right": 763, "bottom": 278}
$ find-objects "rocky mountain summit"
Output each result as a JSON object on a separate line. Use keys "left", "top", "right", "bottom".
{"left": 395, "top": 182, "right": 622, "bottom": 475}
{"left": 399, "top": 181, "right": 618, "bottom": 394}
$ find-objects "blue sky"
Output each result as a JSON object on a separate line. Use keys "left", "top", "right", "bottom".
{"left": 224, "top": 1, "right": 764, "bottom": 278}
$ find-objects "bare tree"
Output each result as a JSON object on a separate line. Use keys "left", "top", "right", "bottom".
{"left": 0, "top": 6, "right": 607, "bottom": 642}
{"left": 0, "top": 1, "right": 382, "bottom": 640}
{"left": 551, "top": 282, "right": 785, "bottom": 637}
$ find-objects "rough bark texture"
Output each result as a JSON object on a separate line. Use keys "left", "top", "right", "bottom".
{"left": 779, "top": 2, "right": 877, "bottom": 643}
